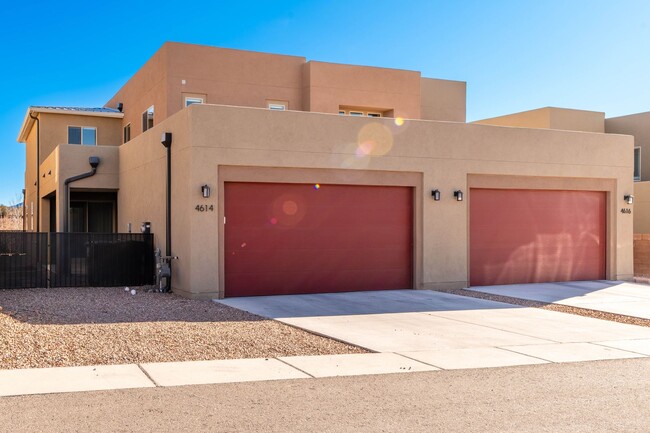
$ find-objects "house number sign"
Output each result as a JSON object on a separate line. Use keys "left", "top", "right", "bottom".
{"left": 195, "top": 205, "right": 215, "bottom": 212}
{"left": 621, "top": 208, "right": 632, "bottom": 214}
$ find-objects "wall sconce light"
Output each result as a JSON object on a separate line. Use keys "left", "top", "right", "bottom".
{"left": 431, "top": 189, "right": 441, "bottom": 201}
{"left": 624, "top": 194, "right": 634, "bottom": 205}
{"left": 201, "top": 184, "right": 211, "bottom": 198}
{"left": 454, "top": 190, "right": 464, "bottom": 201}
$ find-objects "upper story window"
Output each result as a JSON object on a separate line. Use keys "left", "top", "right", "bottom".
{"left": 68, "top": 126, "right": 97, "bottom": 146}
{"left": 339, "top": 107, "right": 383, "bottom": 117}
{"left": 142, "top": 106, "right": 154, "bottom": 132}
{"left": 635, "top": 147, "right": 641, "bottom": 181}
{"left": 123, "top": 124, "right": 131, "bottom": 144}
{"left": 267, "top": 100, "right": 288, "bottom": 111}
{"left": 185, "top": 97, "right": 204, "bottom": 107}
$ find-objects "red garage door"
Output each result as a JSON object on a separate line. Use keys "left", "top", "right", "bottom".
{"left": 470, "top": 189, "right": 606, "bottom": 286}
{"left": 224, "top": 182, "right": 413, "bottom": 297}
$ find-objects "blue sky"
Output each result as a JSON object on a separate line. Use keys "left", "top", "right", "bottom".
{"left": 1, "top": 0, "right": 649, "bottom": 204}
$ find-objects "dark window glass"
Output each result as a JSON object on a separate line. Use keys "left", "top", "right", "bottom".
{"left": 70, "top": 202, "right": 85, "bottom": 232}
{"left": 88, "top": 202, "right": 114, "bottom": 233}
{"left": 68, "top": 126, "right": 81, "bottom": 144}
{"left": 142, "top": 106, "right": 154, "bottom": 132}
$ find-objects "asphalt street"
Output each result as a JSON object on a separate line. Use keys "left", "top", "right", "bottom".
{"left": 2, "top": 358, "right": 650, "bottom": 433}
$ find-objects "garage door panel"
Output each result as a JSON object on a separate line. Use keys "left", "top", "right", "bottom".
{"left": 225, "top": 182, "right": 413, "bottom": 297}
{"left": 226, "top": 246, "right": 410, "bottom": 274}
{"left": 226, "top": 227, "right": 409, "bottom": 251}
{"left": 470, "top": 189, "right": 606, "bottom": 286}
{"left": 227, "top": 268, "right": 410, "bottom": 297}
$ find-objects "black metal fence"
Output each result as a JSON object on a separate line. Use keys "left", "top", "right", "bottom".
{"left": 0, "top": 232, "right": 154, "bottom": 289}
{"left": 0, "top": 232, "right": 47, "bottom": 289}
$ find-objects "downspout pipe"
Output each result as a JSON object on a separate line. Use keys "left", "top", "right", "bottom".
{"left": 63, "top": 157, "right": 100, "bottom": 232}
{"left": 21, "top": 189, "right": 26, "bottom": 232}
{"left": 29, "top": 112, "right": 40, "bottom": 232}
{"left": 161, "top": 132, "right": 172, "bottom": 292}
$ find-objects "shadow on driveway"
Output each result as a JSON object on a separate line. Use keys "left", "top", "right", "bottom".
{"left": 217, "top": 289, "right": 520, "bottom": 319}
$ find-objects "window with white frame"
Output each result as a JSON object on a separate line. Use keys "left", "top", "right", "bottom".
{"left": 266, "top": 100, "right": 288, "bottom": 111}
{"left": 185, "top": 97, "right": 204, "bottom": 107}
{"left": 142, "top": 106, "right": 154, "bottom": 132}
{"left": 123, "top": 124, "right": 131, "bottom": 143}
{"left": 635, "top": 147, "right": 641, "bottom": 181}
{"left": 68, "top": 126, "right": 97, "bottom": 145}
{"left": 339, "top": 107, "right": 383, "bottom": 117}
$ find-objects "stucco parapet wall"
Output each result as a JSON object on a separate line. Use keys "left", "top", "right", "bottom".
{"left": 185, "top": 103, "right": 632, "bottom": 169}
{"left": 40, "top": 149, "right": 59, "bottom": 197}
{"left": 473, "top": 107, "right": 606, "bottom": 133}
{"left": 54, "top": 144, "right": 120, "bottom": 190}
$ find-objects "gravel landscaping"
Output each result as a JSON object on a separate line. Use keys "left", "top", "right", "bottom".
{"left": 0, "top": 287, "right": 367, "bottom": 370}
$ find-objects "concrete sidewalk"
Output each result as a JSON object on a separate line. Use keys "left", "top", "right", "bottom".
{"left": 468, "top": 280, "right": 650, "bottom": 319}
{"left": 0, "top": 353, "right": 440, "bottom": 397}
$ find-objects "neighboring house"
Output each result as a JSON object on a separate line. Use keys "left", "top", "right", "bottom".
{"left": 18, "top": 107, "right": 123, "bottom": 233}
{"left": 605, "top": 112, "right": 650, "bottom": 233}
{"left": 476, "top": 108, "right": 648, "bottom": 235}
{"left": 16, "top": 42, "right": 634, "bottom": 298}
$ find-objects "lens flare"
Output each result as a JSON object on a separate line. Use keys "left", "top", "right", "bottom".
{"left": 394, "top": 117, "right": 405, "bottom": 126}
{"left": 282, "top": 200, "right": 298, "bottom": 215}
{"left": 270, "top": 193, "right": 306, "bottom": 226}
{"left": 355, "top": 141, "right": 373, "bottom": 156}
{"left": 314, "top": 183, "right": 320, "bottom": 190}
{"left": 357, "top": 123, "right": 394, "bottom": 156}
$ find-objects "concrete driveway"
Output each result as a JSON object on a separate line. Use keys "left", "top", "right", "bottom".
{"left": 469, "top": 280, "right": 650, "bottom": 319}
{"left": 219, "top": 289, "right": 650, "bottom": 370}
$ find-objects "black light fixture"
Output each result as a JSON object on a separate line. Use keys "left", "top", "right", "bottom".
{"left": 625, "top": 194, "right": 634, "bottom": 205}
{"left": 161, "top": 132, "right": 172, "bottom": 148}
{"left": 201, "top": 184, "right": 211, "bottom": 198}
{"left": 117, "top": 102, "right": 124, "bottom": 112}
{"left": 431, "top": 189, "right": 441, "bottom": 201}
{"left": 454, "top": 190, "right": 463, "bottom": 201}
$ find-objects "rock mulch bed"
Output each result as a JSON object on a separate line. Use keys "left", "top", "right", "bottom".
{"left": 439, "top": 288, "right": 650, "bottom": 327}
{"left": 0, "top": 287, "right": 367, "bottom": 370}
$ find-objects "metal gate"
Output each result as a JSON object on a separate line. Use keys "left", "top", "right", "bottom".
{"left": 0, "top": 232, "right": 154, "bottom": 289}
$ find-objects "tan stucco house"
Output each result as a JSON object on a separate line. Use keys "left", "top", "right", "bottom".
{"left": 603, "top": 112, "right": 650, "bottom": 233}
{"left": 17, "top": 42, "right": 636, "bottom": 298}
